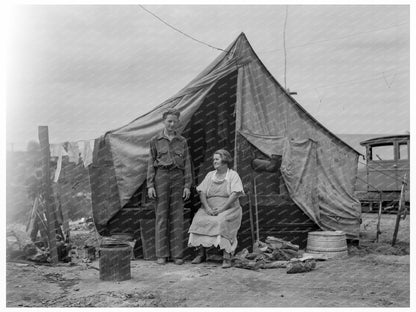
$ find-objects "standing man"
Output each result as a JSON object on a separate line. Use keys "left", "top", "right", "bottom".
{"left": 147, "top": 108, "right": 192, "bottom": 265}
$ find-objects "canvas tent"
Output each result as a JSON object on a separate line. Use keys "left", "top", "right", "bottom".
{"left": 90, "top": 33, "right": 361, "bottom": 249}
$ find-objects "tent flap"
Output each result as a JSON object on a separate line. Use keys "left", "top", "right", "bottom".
{"left": 280, "top": 139, "right": 361, "bottom": 237}
{"left": 280, "top": 138, "right": 320, "bottom": 225}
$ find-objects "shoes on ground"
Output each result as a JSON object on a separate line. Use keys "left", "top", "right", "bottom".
{"left": 191, "top": 255, "right": 206, "bottom": 264}
{"left": 173, "top": 258, "right": 184, "bottom": 265}
{"left": 156, "top": 257, "right": 166, "bottom": 265}
{"left": 222, "top": 259, "right": 232, "bottom": 269}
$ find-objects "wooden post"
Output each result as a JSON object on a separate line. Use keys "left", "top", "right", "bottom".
{"left": 247, "top": 194, "right": 256, "bottom": 247}
{"left": 253, "top": 175, "right": 260, "bottom": 243}
{"left": 376, "top": 192, "right": 382, "bottom": 243}
{"left": 38, "top": 126, "right": 59, "bottom": 263}
{"left": 392, "top": 174, "right": 407, "bottom": 246}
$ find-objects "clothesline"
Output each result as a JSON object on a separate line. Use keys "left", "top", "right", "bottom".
{"left": 50, "top": 139, "right": 95, "bottom": 182}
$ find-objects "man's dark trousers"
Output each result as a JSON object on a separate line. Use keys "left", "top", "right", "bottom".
{"left": 154, "top": 168, "right": 184, "bottom": 259}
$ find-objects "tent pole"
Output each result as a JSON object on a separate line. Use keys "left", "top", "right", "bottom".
{"left": 233, "top": 128, "right": 238, "bottom": 170}
{"left": 247, "top": 194, "right": 256, "bottom": 247}
{"left": 253, "top": 175, "right": 260, "bottom": 243}
{"left": 234, "top": 66, "right": 242, "bottom": 171}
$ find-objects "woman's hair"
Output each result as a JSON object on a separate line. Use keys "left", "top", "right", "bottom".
{"left": 162, "top": 108, "right": 180, "bottom": 120}
{"left": 213, "top": 149, "right": 232, "bottom": 167}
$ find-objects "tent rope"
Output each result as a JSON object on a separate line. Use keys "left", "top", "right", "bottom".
{"left": 139, "top": 5, "right": 227, "bottom": 52}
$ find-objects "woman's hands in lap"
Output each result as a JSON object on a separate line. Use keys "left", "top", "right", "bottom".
{"left": 211, "top": 206, "right": 226, "bottom": 215}
{"left": 204, "top": 206, "right": 220, "bottom": 216}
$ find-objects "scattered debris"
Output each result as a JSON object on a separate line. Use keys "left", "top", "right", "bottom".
{"left": 86, "top": 264, "right": 100, "bottom": 271}
{"left": 69, "top": 247, "right": 79, "bottom": 259}
{"left": 294, "top": 253, "right": 328, "bottom": 261}
{"left": 82, "top": 245, "right": 96, "bottom": 261}
{"left": 286, "top": 259, "right": 316, "bottom": 274}
{"left": 233, "top": 237, "right": 303, "bottom": 270}
{"left": 69, "top": 218, "right": 95, "bottom": 231}
{"left": 7, "top": 237, "right": 72, "bottom": 264}
{"left": 265, "top": 236, "right": 299, "bottom": 251}
{"left": 26, "top": 245, "right": 50, "bottom": 263}
{"left": 6, "top": 230, "right": 30, "bottom": 261}
{"left": 260, "top": 261, "right": 288, "bottom": 269}
{"left": 232, "top": 237, "right": 322, "bottom": 272}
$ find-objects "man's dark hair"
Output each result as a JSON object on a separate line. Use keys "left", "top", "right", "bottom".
{"left": 162, "top": 108, "right": 180, "bottom": 120}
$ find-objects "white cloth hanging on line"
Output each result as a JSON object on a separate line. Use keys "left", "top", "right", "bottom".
{"left": 50, "top": 140, "right": 95, "bottom": 182}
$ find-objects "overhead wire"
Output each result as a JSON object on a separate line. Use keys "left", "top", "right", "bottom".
{"left": 16, "top": 10, "right": 406, "bottom": 151}
{"left": 261, "top": 22, "right": 409, "bottom": 53}
{"left": 293, "top": 69, "right": 408, "bottom": 92}
{"left": 138, "top": 5, "right": 227, "bottom": 52}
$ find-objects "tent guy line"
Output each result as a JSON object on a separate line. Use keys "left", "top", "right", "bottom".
{"left": 138, "top": 5, "right": 227, "bottom": 52}
{"left": 296, "top": 70, "right": 407, "bottom": 91}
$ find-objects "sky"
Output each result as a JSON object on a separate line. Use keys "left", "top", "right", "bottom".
{"left": 5, "top": 4, "right": 411, "bottom": 151}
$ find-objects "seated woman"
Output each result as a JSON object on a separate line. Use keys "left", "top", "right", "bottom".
{"left": 188, "top": 149, "right": 245, "bottom": 268}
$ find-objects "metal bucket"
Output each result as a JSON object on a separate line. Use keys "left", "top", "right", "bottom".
{"left": 306, "top": 231, "right": 348, "bottom": 259}
{"left": 99, "top": 242, "right": 131, "bottom": 281}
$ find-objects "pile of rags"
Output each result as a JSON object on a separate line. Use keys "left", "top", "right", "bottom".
{"left": 233, "top": 236, "right": 317, "bottom": 274}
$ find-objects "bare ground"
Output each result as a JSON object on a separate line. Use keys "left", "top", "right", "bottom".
{"left": 6, "top": 213, "right": 410, "bottom": 307}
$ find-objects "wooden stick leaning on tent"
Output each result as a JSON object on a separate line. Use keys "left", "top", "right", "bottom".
{"left": 376, "top": 192, "right": 382, "bottom": 243}
{"left": 251, "top": 156, "right": 281, "bottom": 252}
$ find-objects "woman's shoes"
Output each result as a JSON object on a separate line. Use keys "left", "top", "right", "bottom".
{"left": 191, "top": 247, "right": 206, "bottom": 264}
{"left": 191, "top": 255, "right": 206, "bottom": 264}
{"left": 156, "top": 257, "right": 166, "bottom": 265}
{"left": 190, "top": 248, "right": 232, "bottom": 267}
{"left": 222, "top": 251, "right": 232, "bottom": 269}
{"left": 222, "top": 259, "right": 232, "bottom": 268}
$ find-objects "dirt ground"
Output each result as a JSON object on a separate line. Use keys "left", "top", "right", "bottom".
{"left": 6, "top": 213, "right": 411, "bottom": 308}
